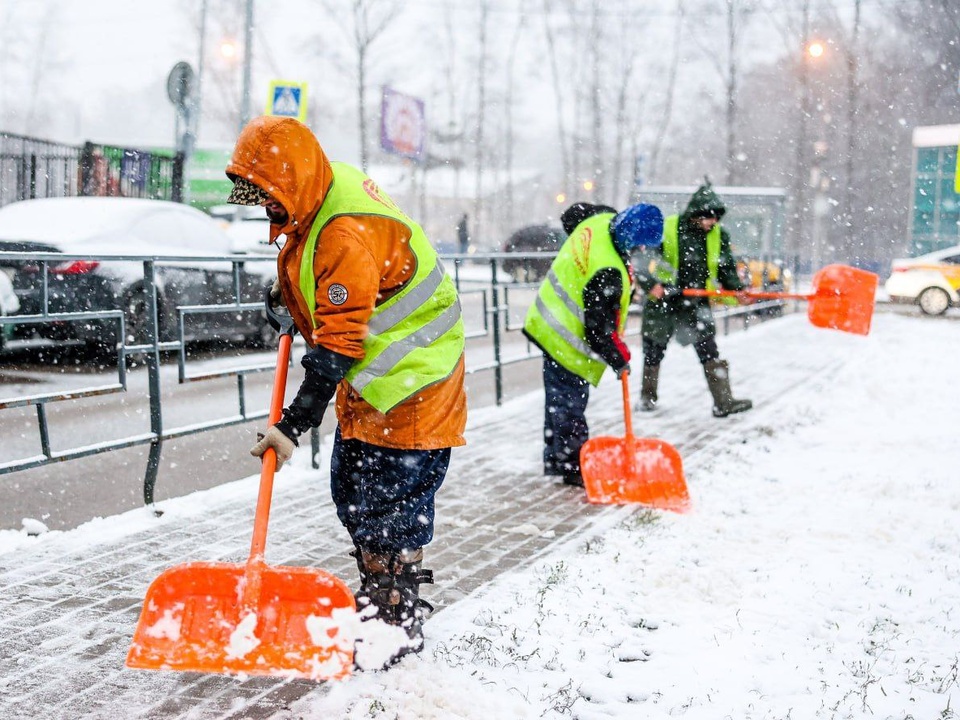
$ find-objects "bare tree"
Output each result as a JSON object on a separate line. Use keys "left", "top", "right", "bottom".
{"left": 473, "top": 0, "right": 491, "bottom": 245}
{"left": 541, "top": 0, "right": 573, "bottom": 196}
{"left": 648, "top": 0, "right": 685, "bottom": 185}
{"left": 316, "top": 0, "right": 404, "bottom": 171}
{"left": 840, "top": 0, "right": 861, "bottom": 259}
{"left": 689, "top": 0, "right": 756, "bottom": 185}
{"left": 502, "top": 0, "right": 528, "bottom": 231}
{"left": 587, "top": 0, "right": 604, "bottom": 198}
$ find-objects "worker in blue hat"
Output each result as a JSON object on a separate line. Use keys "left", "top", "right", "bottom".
{"left": 523, "top": 202, "right": 663, "bottom": 487}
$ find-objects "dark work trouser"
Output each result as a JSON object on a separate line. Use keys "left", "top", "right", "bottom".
{"left": 542, "top": 355, "right": 590, "bottom": 478}
{"left": 642, "top": 335, "right": 719, "bottom": 366}
{"left": 330, "top": 429, "right": 451, "bottom": 554}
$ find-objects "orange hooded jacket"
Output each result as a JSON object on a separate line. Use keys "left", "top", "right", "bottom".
{"left": 227, "top": 117, "right": 466, "bottom": 450}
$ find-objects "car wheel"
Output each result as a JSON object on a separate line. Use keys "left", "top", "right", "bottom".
{"left": 917, "top": 286, "right": 950, "bottom": 316}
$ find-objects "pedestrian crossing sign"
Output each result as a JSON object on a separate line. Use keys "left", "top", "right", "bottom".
{"left": 266, "top": 80, "right": 308, "bottom": 123}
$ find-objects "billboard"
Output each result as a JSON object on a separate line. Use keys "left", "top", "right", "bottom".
{"left": 380, "top": 87, "right": 425, "bottom": 161}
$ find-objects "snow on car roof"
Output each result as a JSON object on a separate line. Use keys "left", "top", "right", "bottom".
{"left": 0, "top": 197, "right": 188, "bottom": 243}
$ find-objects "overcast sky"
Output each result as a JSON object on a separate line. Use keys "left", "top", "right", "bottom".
{"left": 0, "top": 1, "right": 886, "bottom": 175}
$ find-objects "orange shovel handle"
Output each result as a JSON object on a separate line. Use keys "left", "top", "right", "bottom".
{"left": 620, "top": 371, "right": 633, "bottom": 441}
{"left": 247, "top": 331, "right": 293, "bottom": 566}
{"left": 682, "top": 288, "right": 814, "bottom": 301}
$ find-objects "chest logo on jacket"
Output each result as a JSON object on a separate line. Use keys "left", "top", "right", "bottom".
{"left": 572, "top": 227, "right": 592, "bottom": 275}
{"left": 328, "top": 283, "right": 348, "bottom": 305}
{"left": 362, "top": 179, "right": 400, "bottom": 212}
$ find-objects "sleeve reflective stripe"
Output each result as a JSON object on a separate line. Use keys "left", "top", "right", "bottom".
{"left": 533, "top": 295, "right": 599, "bottom": 360}
{"left": 350, "top": 300, "right": 462, "bottom": 392}
{"left": 368, "top": 261, "right": 445, "bottom": 335}
{"left": 546, "top": 269, "right": 585, "bottom": 323}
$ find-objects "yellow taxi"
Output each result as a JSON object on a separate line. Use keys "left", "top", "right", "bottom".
{"left": 884, "top": 245, "right": 960, "bottom": 315}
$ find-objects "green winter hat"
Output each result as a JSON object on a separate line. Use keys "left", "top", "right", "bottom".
{"left": 683, "top": 183, "right": 726, "bottom": 220}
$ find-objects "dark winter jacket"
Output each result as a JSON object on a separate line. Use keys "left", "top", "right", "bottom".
{"left": 637, "top": 184, "right": 743, "bottom": 347}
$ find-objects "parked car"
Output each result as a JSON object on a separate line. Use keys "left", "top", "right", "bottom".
{"left": 208, "top": 203, "right": 273, "bottom": 255}
{"left": 0, "top": 197, "right": 275, "bottom": 353}
{"left": 0, "top": 269, "right": 19, "bottom": 352}
{"left": 884, "top": 245, "right": 960, "bottom": 316}
{"left": 501, "top": 224, "right": 565, "bottom": 282}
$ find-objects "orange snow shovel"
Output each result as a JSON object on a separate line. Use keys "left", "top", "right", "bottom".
{"left": 127, "top": 293, "right": 356, "bottom": 680}
{"left": 684, "top": 263, "right": 879, "bottom": 336}
{"left": 580, "top": 371, "right": 690, "bottom": 512}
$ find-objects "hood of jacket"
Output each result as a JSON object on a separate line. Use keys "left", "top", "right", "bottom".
{"left": 225, "top": 116, "right": 333, "bottom": 244}
{"left": 681, "top": 183, "right": 726, "bottom": 221}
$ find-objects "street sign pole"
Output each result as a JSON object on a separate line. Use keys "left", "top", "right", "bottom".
{"left": 167, "top": 61, "right": 197, "bottom": 203}
{"left": 239, "top": 0, "right": 254, "bottom": 132}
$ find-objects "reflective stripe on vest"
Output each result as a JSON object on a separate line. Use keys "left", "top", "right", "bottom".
{"left": 659, "top": 214, "right": 734, "bottom": 303}
{"left": 523, "top": 213, "right": 630, "bottom": 386}
{"left": 298, "top": 162, "right": 464, "bottom": 413}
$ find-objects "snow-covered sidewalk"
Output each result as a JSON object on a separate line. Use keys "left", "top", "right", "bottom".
{"left": 2, "top": 313, "right": 958, "bottom": 719}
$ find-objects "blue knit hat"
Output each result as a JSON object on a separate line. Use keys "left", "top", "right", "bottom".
{"left": 610, "top": 203, "right": 664, "bottom": 252}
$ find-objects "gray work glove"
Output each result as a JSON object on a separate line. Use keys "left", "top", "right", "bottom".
{"left": 250, "top": 425, "right": 296, "bottom": 471}
{"left": 268, "top": 277, "right": 285, "bottom": 308}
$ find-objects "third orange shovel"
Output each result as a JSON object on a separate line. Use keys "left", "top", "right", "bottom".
{"left": 580, "top": 371, "right": 690, "bottom": 512}
{"left": 684, "top": 263, "right": 879, "bottom": 336}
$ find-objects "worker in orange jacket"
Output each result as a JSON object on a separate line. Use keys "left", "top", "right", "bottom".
{"left": 226, "top": 116, "right": 467, "bottom": 664}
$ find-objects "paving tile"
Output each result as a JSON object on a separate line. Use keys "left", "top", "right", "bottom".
{"left": 0, "top": 339, "right": 839, "bottom": 719}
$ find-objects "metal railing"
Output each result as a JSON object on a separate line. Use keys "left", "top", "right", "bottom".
{"left": 0, "top": 250, "right": 787, "bottom": 508}
{"left": 0, "top": 132, "right": 182, "bottom": 207}
{"left": 0, "top": 250, "right": 277, "bottom": 506}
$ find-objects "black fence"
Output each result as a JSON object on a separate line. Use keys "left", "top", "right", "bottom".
{"left": 0, "top": 132, "right": 183, "bottom": 208}
{"left": 0, "top": 250, "right": 789, "bottom": 513}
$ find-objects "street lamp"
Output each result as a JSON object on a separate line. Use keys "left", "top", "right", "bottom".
{"left": 219, "top": 39, "right": 239, "bottom": 60}
{"left": 806, "top": 41, "right": 825, "bottom": 59}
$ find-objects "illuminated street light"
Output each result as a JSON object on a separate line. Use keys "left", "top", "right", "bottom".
{"left": 807, "top": 41, "right": 825, "bottom": 59}
{"left": 556, "top": 193, "right": 566, "bottom": 204}
{"left": 582, "top": 180, "right": 595, "bottom": 191}
{"left": 220, "top": 39, "right": 238, "bottom": 60}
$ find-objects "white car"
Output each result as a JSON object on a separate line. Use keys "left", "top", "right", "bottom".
{"left": 208, "top": 204, "right": 273, "bottom": 255}
{"left": 0, "top": 269, "right": 19, "bottom": 351}
{"left": 884, "top": 245, "right": 960, "bottom": 316}
{"left": 0, "top": 197, "right": 274, "bottom": 350}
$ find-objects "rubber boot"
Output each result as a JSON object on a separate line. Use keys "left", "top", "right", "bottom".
{"left": 703, "top": 359, "right": 752, "bottom": 418}
{"left": 638, "top": 363, "right": 659, "bottom": 412}
{"left": 352, "top": 547, "right": 434, "bottom": 664}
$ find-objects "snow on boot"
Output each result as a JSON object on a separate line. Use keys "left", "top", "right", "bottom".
{"left": 704, "top": 359, "right": 752, "bottom": 417}
{"left": 638, "top": 363, "right": 659, "bottom": 412}
{"left": 352, "top": 547, "right": 434, "bottom": 668}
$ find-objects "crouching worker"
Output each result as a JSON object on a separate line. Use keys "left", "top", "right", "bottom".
{"left": 226, "top": 116, "right": 466, "bottom": 665}
{"left": 523, "top": 202, "right": 664, "bottom": 487}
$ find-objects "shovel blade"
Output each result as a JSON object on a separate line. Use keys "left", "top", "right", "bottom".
{"left": 581, "top": 436, "right": 689, "bottom": 512}
{"left": 808, "top": 264, "right": 879, "bottom": 336}
{"left": 126, "top": 561, "right": 357, "bottom": 680}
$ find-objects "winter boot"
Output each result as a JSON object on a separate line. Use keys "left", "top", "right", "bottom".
{"left": 352, "top": 547, "right": 434, "bottom": 664}
{"left": 703, "top": 359, "right": 753, "bottom": 418}
{"left": 638, "top": 363, "right": 660, "bottom": 412}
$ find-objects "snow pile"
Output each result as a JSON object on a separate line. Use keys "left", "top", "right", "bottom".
{"left": 282, "top": 315, "right": 960, "bottom": 719}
